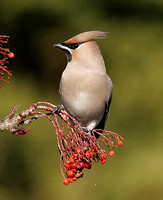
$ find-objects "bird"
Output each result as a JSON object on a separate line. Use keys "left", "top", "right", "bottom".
{"left": 54, "top": 30, "right": 113, "bottom": 138}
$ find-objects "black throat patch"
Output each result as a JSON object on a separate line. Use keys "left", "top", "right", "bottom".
{"left": 61, "top": 42, "right": 83, "bottom": 62}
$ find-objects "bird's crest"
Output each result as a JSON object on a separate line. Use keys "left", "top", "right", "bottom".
{"left": 65, "top": 31, "right": 107, "bottom": 44}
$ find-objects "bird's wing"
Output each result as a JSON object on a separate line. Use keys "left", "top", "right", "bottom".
{"left": 93, "top": 91, "right": 112, "bottom": 138}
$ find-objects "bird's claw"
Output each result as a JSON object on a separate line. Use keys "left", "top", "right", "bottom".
{"left": 52, "top": 104, "right": 64, "bottom": 115}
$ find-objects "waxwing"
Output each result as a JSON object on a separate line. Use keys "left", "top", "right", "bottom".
{"left": 54, "top": 31, "right": 113, "bottom": 138}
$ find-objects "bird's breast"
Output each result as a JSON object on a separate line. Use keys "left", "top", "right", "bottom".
{"left": 60, "top": 66, "right": 112, "bottom": 127}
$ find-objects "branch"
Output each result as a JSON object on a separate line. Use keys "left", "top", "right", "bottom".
{"left": 0, "top": 101, "right": 56, "bottom": 135}
{"left": 0, "top": 101, "right": 123, "bottom": 185}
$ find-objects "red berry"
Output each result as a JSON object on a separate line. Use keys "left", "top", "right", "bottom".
{"left": 73, "top": 153, "right": 78, "bottom": 159}
{"left": 109, "top": 150, "right": 115, "bottom": 157}
{"left": 63, "top": 178, "right": 70, "bottom": 185}
{"left": 71, "top": 168, "right": 77, "bottom": 172}
{"left": 84, "top": 162, "right": 92, "bottom": 169}
{"left": 85, "top": 151, "right": 91, "bottom": 158}
{"left": 118, "top": 140, "right": 123, "bottom": 146}
{"left": 8, "top": 52, "right": 15, "bottom": 59}
{"left": 100, "top": 152, "right": 107, "bottom": 159}
{"left": 101, "top": 159, "right": 106, "bottom": 164}
{"left": 64, "top": 162, "right": 70, "bottom": 169}
{"left": 69, "top": 157, "right": 75, "bottom": 164}
{"left": 67, "top": 170, "right": 74, "bottom": 177}
{"left": 73, "top": 177, "right": 77, "bottom": 181}
{"left": 79, "top": 162, "right": 85, "bottom": 169}
{"left": 90, "top": 151, "right": 94, "bottom": 157}
{"left": 68, "top": 178, "right": 74, "bottom": 183}
{"left": 71, "top": 162, "right": 78, "bottom": 169}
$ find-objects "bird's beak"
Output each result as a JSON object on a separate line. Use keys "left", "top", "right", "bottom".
{"left": 54, "top": 43, "right": 72, "bottom": 62}
{"left": 54, "top": 43, "right": 62, "bottom": 49}
{"left": 54, "top": 43, "right": 70, "bottom": 53}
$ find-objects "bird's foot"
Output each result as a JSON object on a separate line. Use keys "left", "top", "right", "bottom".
{"left": 52, "top": 104, "right": 64, "bottom": 115}
{"left": 82, "top": 127, "right": 89, "bottom": 133}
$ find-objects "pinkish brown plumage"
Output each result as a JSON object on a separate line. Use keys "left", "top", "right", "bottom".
{"left": 65, "top": 31, "right": 107, "bottom": 44}
{"left": 54, "top": 31, "right": 112, "bottom": 138}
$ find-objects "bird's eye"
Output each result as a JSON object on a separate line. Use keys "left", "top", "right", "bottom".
{"left": 68, "top": 43, "right": 79, "bottom": 50}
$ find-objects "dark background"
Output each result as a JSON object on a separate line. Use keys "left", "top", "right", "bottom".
{"left": 0, "top": 0, "right": 163, "bottom": 199}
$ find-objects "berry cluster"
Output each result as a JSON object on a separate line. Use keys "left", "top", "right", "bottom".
{"left": 63, "top": 152, "right": 90, "bottom": 185}
{"left": 61, "top": 140, "right": 123, "bottom": 185}
{"left": 52, "top": 108, "right": 123, "bottom": 185}
{"left": 0, "top": 35, "right": 14, "bottom": 89}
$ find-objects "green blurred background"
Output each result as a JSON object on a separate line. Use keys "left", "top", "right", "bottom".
{"left": 0, "top": 0, "right": 163, "bottom": 199}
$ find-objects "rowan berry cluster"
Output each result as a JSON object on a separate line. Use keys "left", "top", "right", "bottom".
{"left": 52, "top": 109, "right": 123, "bottom": 185}
{"left": 62, "top": 139, "right": 123, "bottom": 185}
{"left": 0, "top": 35, "right": 14, "bottom": 89}
{"left": 63, "top": 149, "right": 92, "bottom": 185}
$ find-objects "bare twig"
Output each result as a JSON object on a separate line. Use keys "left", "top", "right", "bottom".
{"left": 0, "top": 35, "right": 13, "bottom": 89}
{"left": 0, "top": 101, "right": 56, "bottom": 135}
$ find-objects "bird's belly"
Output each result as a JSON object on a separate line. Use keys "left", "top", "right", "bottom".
{"left": 60, "top": 67, "right": 112, "bottom": 129}
{"left": 61, "top": 90, "right": 105, "bottom": 127}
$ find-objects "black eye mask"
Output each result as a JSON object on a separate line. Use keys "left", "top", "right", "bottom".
{"left": 62, "top": 42, "right": 83, "bottom": 50}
